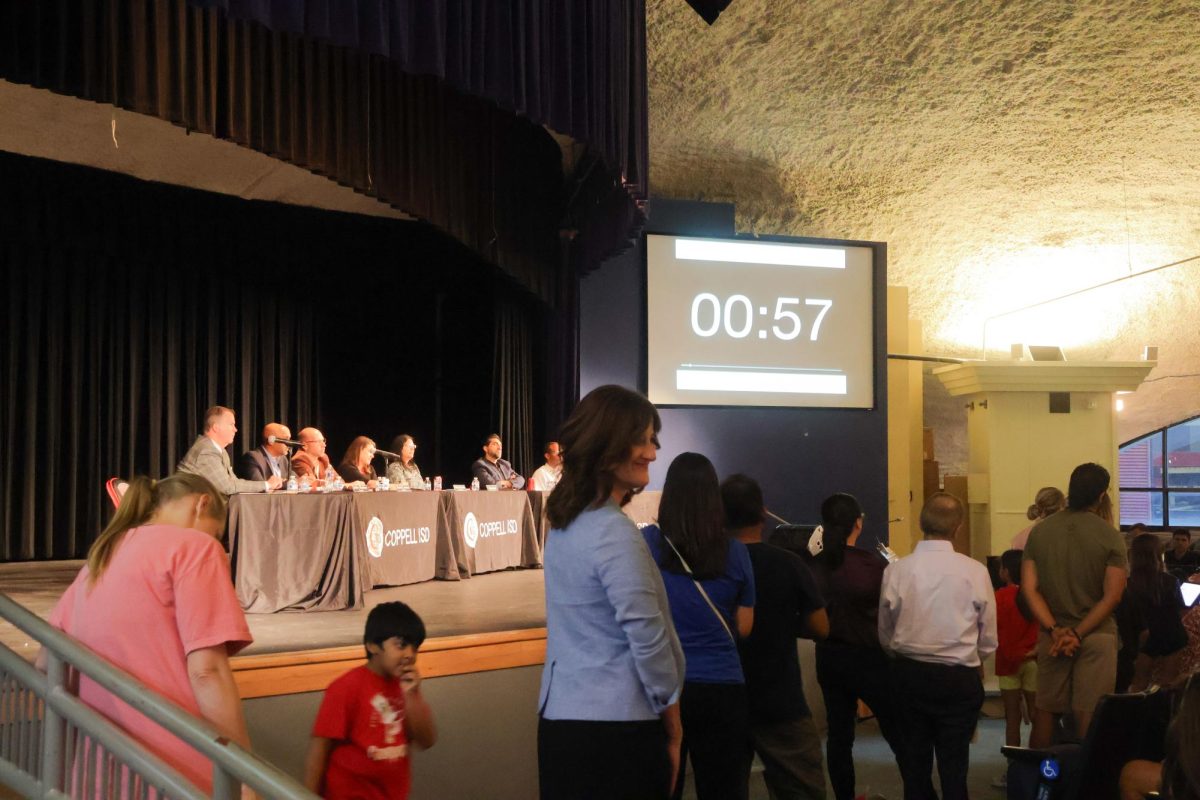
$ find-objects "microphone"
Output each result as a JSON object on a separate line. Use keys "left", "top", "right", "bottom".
{"left": 374, "top": 448, "right": 403, "bottom": 460}
{"left": 268, "top": 435, "right": 304, "bottom": 447}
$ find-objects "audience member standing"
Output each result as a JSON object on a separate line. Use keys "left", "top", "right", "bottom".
{"left": 45, "top": 474, "right": 252, "bottom": 793}
{"left": 643, "top": 453, "right": 756, "bottom": 800}
{"left": 1010, "top": 486, "right": 1065, "bottom": 550}
{"left": 809, "top": 493, "right": 903, "bottom": 800}
{"left": 177, "top": 405, "right": 281, "bottom": 494}
{"left": 1022, "top": 462, "right": 1128, "bottom": 747}
{"left": 1124, "top": 532, "right": 1188, "bottom": 690}
{"left": 1166, "top": 529, "right": 1200, "bottom": 582}
{"left": 994, "top": 550, "right": 1039, "bottom": 751}
{"left": 538, "top": 386, "right": 685, "bottom": 800}
{"left": 724, "top": 474, "right": 829, "bottom": 800}
{"left": 879, "top": 493, "right": 997, "bottom": 800}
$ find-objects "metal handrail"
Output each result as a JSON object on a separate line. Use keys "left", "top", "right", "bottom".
{"left": 0, "top": 592, "right": 319, "bottom": 799}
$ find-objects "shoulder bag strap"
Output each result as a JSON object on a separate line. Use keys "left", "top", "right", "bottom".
{"left": 661, "top": 534, "right": 735, "bottom": 643}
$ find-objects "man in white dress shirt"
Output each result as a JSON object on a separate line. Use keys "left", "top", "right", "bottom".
{"left": 530, "top": 441, "right": 563, "bottom": 492}
{"left": 879, "top": 492, "right": 998, "bottom": 800}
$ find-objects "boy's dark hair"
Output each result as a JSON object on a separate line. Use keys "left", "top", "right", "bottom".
{"left": 1173, "top": 528, "right": 1193, "bottom": 540}
{"left": 721, "top": 473, "right": 765, "bottom": 530}
{"left": 1000, "top": 549, "right": 1023, "bottom": 585}
{"left": 363, "top": 601, "right": 427, "bottom": 658}
{"left": 1066, "top": 463, "right": 1110, "bottom": 510}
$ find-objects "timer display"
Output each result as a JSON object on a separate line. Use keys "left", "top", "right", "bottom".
{"left": 646, "top": 235, "right": 875, "bottom": 408}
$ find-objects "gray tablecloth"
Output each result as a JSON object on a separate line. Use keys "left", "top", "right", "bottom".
{"left": 438, "top": 491, "right": 541, "bottom": 579}
{"left": 347, "top": 491, "right": 442, "bottom": 588}
{"left": 228, "top": 493, "right": 365, "bottom": 613}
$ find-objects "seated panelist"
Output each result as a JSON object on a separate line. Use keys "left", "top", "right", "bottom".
{"left": 177, "top": 406, "right": 279, "bottom": 495}
{"left": 470, "top": 433, "right": 524, "bottom": 490}
{"left": 292, "top": 428, "right": 332, "bottom": 482}
{"left": 385, "top": 434, "right": 425, "bottom": 489}
{"left": 238, "top": 422, "right": 292, "bottom": 482}
{"left": 337, "top": 436, "right": 378, "bottom": 488}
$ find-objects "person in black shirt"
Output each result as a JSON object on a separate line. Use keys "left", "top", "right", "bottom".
{"left": 723, "top": 474, "right": 829, "bottom": 800}
{"left": 1166, "top": 529, "right": 1200, "bottom": 583}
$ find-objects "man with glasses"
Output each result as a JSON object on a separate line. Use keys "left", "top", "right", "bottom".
{"left": 292, "top": 427, "right": 333, "bottom": 484}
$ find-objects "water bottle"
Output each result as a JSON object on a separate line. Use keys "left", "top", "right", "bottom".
{"left": 377, "top": 476, "right": 389, "bottom": 492}
{"left": 286, "top": 474, "right": 298, "bottom": 493}
{"left": 424, "top": 476, "right": 432, "bottom": 491}
{"left": 324, "top": 466, "right": 337, "bottom": 493}
{"left": 433, "top": 476, "right": 442, "bottom": 491}
{"left": 334, "top": 473, "right": 345, "bottom": 492}
{"left": 471, "top": 476, "right": 480, "bottom": 491}
{"left": 299, "top": 474, "right": 311, "bottom": 493}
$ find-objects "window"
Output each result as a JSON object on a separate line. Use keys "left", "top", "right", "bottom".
{"left": 1119, "top": 415, "right": 1200, "bottom": 527}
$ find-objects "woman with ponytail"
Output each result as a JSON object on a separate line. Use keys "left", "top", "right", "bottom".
{"left": 1011, "top": 486, "right": 1065, "bottom": 550}
{"left": 808, "top": 492, "right": 902, "bottom": 800}
{"left": 45, "top": 473, "right": 253, "bottom": 793}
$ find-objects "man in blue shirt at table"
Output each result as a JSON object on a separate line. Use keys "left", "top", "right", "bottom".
{"left": 471, "top": 433, "right": 525, "bottom": 490}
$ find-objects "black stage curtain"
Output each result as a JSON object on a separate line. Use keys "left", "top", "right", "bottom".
{"left": 189, "top": 0, "right": 650, "bottom": 204}
{"left": 0, "top": 0, "right": 573, "bottom": 303}
{"left": 0, "top": 151, "right": 547, "bottom": 562}
{"left": 492, "top": 299, "right": 536, "bottom": 479}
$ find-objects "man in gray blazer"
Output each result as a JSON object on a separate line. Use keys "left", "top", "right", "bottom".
{"left": 177, "top": 406, "right": 281, "bottom": 495}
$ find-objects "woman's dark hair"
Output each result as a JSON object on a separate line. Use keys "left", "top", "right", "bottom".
{"left": 341, "top": 436, "right": 377, "bottom": 478}
{"left": 1067, "top": 463, "right": 1110, "bottom": 510}
{"left": 546, "top": 385, "right": 661, "bottom": 530}
{"left": 816, "top": 493, "right": 862, "bottom": 571}
{"left": 1163, "top": 673, "right": 1200, "bottom": 800}
{"left": 1127, "top": 532, "right": 1166, "bottom": 604}
{"left": 87, "top": 474, "right": 226, "bottom": 585}
{"left": 363, "top": 601, "right": 427, "bottom": 658}
{"left": 656, "top": 453, "right": 727, "bottom": 580}
{"left": 390, "top": 434, "right": 416, "bottom": 466}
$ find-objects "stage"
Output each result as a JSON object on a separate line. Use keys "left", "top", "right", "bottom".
{"left": 0, "top": 560, "right": 548, "bottom": 698}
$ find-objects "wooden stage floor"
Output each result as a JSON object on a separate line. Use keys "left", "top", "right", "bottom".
{"left": 0, "top": 560, "right": 547, "bottom": 659}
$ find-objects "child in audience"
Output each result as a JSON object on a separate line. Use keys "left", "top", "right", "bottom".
{"left": 305, "top": 602, "right": 437, "bottom": 799}
{"left": 994, "top": 549, "right": 1038, "bottom": 787}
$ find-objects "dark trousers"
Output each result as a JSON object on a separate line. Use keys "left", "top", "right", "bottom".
{"left": 672, "top": 682, "right": 751, "bottom": 800}
{"left": 815, "top": 642, "right": 903, "bottom": 800}
{"left": 890, "top": 657, "right": 984, "bottom": 800}
{"left": 748, "top": 715, "right": 827, "bottom": 800}
{"left": 538, "top": 717, "right": 671, "bottom": 800}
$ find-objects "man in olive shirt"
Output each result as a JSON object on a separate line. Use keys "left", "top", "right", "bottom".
{"left": 1022, "top": 462, "right": 1127, "bottom": 746}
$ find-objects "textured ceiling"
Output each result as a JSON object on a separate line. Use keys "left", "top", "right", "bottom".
{"left": 647, "top": 0, "right": 1200, "bottom": 464}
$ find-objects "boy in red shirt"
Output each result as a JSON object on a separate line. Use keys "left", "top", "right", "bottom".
{"left": 994, "top": 549, "right": 1039, "bottom": 786}
{"left": 305, "top": 602, "right": 438, "bottom": 799}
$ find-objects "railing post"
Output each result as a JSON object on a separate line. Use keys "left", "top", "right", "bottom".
{"left": 40, "top": 653, "right": 66, "bottom": 793}
{"left": 212, "top": 764, "right": 240, "bottom": 800}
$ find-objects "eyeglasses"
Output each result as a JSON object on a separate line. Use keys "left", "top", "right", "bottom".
{"left": 303, "top": 439, "right": 326, "bottom": 445}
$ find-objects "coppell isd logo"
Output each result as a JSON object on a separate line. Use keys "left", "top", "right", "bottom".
{"left": 365, "top": 515, "right": 385, "bottom": 558}
{"left": 463, "top": 511, "right": 479, "bottom": 549}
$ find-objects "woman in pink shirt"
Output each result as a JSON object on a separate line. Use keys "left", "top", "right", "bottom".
{"left": 45, "top": 473, "right": 253, "bottom": 792}
{"left": 1010, "top": 486, "right": 1065, "bottom": 550}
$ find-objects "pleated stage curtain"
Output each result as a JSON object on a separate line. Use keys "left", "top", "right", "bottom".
{"left": 0, "top": 0, "right": 571, "bottom": 303}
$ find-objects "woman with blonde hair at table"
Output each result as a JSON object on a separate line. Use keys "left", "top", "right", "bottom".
{"left": 336, "top": 435, "right": 378, "bottom": 488}
{"left": 44, "top": 473, "right": 253, "bottom": 793}
{"left": 1011, "top": 486, "right": 1065, "bottom": 550}
{"left": 539, "top": 385, "right": 685, "bottom": 800}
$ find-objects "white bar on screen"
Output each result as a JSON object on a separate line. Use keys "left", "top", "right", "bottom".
{"left": 676, "top": 369, "right": 848, "bottom": 395}
{"left": 674, "top": 239, "right": 845, "bottom": 269}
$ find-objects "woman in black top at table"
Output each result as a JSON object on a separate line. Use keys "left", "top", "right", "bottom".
{"left": 807, "top": 492, "right": 902, "bottom": 800}
{"left": 336, "top": 436, "right": 378, "bottom": 488}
